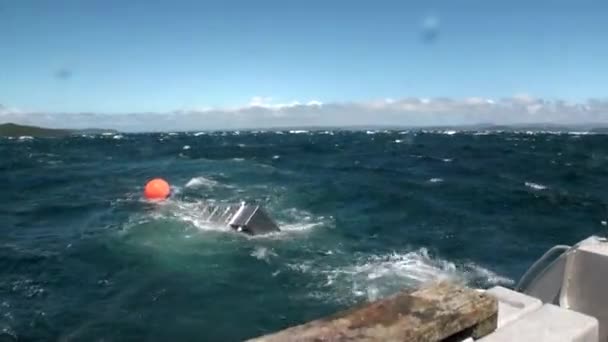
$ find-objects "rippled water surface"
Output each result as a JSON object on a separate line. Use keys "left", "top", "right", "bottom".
{"left": 1, "top": 130, "right": 607, "bottom": 341}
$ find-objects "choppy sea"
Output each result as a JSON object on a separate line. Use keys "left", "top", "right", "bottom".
{"left": 1, "top": 129, "right": 607, "bottom": 341}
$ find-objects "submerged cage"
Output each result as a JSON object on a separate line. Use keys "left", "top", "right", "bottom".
{"left": 198, "top": 202, "right": 280, "bottom": 235}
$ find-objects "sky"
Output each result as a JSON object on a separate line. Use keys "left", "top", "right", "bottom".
{"left": 1, "top": 0, "right": 607, "bottom": 130}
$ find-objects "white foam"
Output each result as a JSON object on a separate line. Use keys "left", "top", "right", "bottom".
{"left": 289, "top": 248, "right": 513, "bottom": 304}
{"left": 163, "top": 200, "right": 231, "bottom": 232}
{"left": 18, "top": 136, "right": 33, "bottom": 140}
{"left": 289, "top": 130, "right": 308, "bottom": 134}
{"left": 442, "top": 158, "right": 453, "bottom": 163}
{"left": 193, "top": 132, "right": 206, "bottom": 136}
{"left": 279, "top": 221, "right": 325, "bottom": 233}
{"left": 185, "top": 176, "right": 219, "bottom": 189}
{"left": 463, "top": 263, "right": 514, "bottom": 285}
{"left": 272, "top": 155, "right": 280, "bottom": 160}
{"left": 525, "top": 181, "right": 548, "bottom": 190}
{"left": 394, "top": 139, "right": 403, "bottom": 143}
{"left": 251, "top": 247, "right": 278, "bottom": 263}
{"left": 183, "top": 145, "right": 191, "bottom": 150}
{"left": 429, "top": 178, "right": 443, "bottom": 183}
{"left": 6, "top": 278, "right": 46, "bottom": 298}
{"left": 246, "top": 220, "right": 326, "bottom": 241}
{"left": 244, "top": 209, "right": 329, "bottom": 240}
{"left": 112, "top": 134, "right": 123, "bottom": 140}
{"left": 0, "top": 326, "right": 17, "bottom": 340}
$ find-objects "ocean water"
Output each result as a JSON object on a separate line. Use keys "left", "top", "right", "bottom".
{"left": 1, "top": 130, "right": 607, "bottom": 341}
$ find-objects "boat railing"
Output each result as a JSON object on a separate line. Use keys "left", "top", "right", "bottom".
{"left": 515, "top": 244, "right": 571, "bottom": 292}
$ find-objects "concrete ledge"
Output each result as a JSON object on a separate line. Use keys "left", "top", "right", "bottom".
{"left": 247, "top": 281, "right": 498, "bottom": 342}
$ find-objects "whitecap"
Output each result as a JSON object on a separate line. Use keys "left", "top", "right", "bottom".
{"left": 194, "top": 132, "right": 206, "bottom": 136}
{"left": 289, "top": 130, "right": 308, "bottom": 134}
{"left": 18, "top": 136, "right": 33, "bottom": 140}
{"left": 112, "top": 134, "right": 123, "bottom": 140}
{"left": 394, "top": 139, "right": 403, "bottom": 143}
{"left": 183, "top": 145, "right": 191, "bottom": 150}
{"left": 429, "top": 178, "right": 443, "bottom": 183}
{"left": 185, "top": 176, "right": 219, "bottom": 189}
{"left": 7, "top": 278, "right": 46, "bottom": 298}
{"left": 525, "top": 182, "right": 548, "bottom": 190}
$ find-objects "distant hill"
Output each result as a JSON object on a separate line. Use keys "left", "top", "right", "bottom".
{"left": 0, "top": 123, "right": 117, "bottom": 137}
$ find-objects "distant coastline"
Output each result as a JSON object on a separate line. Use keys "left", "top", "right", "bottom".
{"left": 0, "top": 123, "right": 118, "bottom": 137}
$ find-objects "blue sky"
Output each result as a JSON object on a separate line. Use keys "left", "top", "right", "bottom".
{"left": 0, "top": 0, "right": 607, "bottom": 130}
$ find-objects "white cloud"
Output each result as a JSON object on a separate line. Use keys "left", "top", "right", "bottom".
{"left": 0, "top": 104, "right": 20, "bottom": 115}
{"left": 1, "top": 96, "right": 608, "bottom": 132}
{"left": 248, "top": 96, "right": 273, "bottom": 107}
{"left": 511, "top": 93, "right": 538, "bottom": 105}
{"left": 246, "top": 96, "right": 322, "bottom": 110}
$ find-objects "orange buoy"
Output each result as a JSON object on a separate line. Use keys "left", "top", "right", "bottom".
{"left": 144, "top": 178, "right": 171, "bottom": 200}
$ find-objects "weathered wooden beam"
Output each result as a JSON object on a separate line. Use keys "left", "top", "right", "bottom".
{"left": 247, "top": 281, "right": 498, "bottom": 342}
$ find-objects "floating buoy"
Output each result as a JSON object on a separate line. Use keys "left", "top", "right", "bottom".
{"left": 144, "top": 178, "right": 171, "bottom": 200}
